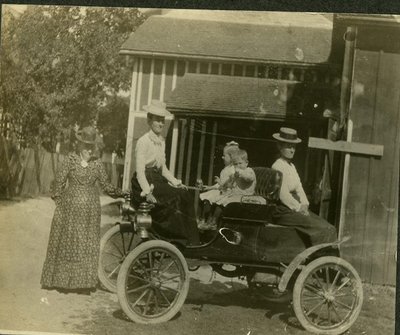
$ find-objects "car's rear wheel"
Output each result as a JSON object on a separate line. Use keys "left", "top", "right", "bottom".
{"left": 117, "top": 240, "right": 189, "bottom": 324}
{"left": 293, "top": 256, "right": 363, "bottom": 335}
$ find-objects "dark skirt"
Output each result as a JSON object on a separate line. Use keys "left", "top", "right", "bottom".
{"left": 273, "top": 204, "right": 337, "bottom": 246}
{"left": 131, "top": 168, "right": 200, "bottom": 245}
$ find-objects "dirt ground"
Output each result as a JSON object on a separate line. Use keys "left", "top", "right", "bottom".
{"left": 0, "top": 197, "right": 396, "bottom": 335}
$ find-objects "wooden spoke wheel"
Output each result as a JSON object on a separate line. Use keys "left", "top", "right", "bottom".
{"left": 117, "top": 240, "right": 189, "bottom": 324}
{"left": 293, "top": 256, "right": 363, "bottom": 335}
{"left": 98, "top": 225, "right": 139, "bottom": 292}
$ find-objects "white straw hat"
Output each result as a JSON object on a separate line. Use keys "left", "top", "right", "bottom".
{"left": 143, "top": 100, "right": 171, "bottom": 117}
{"left": 272, "top": 127, "right": 302, "bottom": 143}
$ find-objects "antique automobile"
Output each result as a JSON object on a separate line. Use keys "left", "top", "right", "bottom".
{"left": 98, "top": 167, "right": 363, "bottom": 335}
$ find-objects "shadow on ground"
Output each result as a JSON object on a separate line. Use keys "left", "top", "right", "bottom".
{"left": 186, "top": 278, "right": 302, "bottom": 329}
{"left": 98, "top": 276, "right": 302, "bottom": 328}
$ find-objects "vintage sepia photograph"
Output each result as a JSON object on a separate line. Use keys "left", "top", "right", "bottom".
{"left": 0, "top": 4, "right": 398, "bottom": 335}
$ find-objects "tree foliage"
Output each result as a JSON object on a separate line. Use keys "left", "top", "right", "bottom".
{"left": 1, "top": 5, "right": 145, "bottom": 151}
{"left": 97, "top": 95, "right": 129, "bottom": 155}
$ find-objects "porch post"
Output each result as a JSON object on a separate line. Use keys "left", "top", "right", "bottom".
{"left": 159, "top": 59, "right": 167, "bottom": 101}
{"left": 147, "top": 58, "right": 155, "bottom": 105}
{"left": 185, "top": 119, "right": 195, "bottom": 185}
{"left": 177, "top": 119, "right": 188, "bottom": 180}
{"left": 208, "top": 121, "right": 218, "bottom": 185}
{"left": 338, "top": 120, "right": 353, "bottom": 239}
{"left": 122, "top": 58, "right": 139, "bottom": 190}
{"left": 338, "top": 26, "right": 357, "bottom": 239}
{"left": 135, "top": 58, "right": 143, "bottom": 111}
{"left": 194, "top": 120, "right": 207, "bottom": 214}
{"left": 169, "top": 60, "right": 179, "bottom": 173}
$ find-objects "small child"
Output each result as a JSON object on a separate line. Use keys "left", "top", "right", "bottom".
{"left": 201, "top": 149, "right": 256, "bottom": 230}
{"left": 198, "top": 141, "right": 239, "bottom": 229}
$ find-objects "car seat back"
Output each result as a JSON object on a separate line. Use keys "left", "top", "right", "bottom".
{"left": 253, "top": 167, "right": 282, "bottom": 203}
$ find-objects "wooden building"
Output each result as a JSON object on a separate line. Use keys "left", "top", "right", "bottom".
{"left": 331, "top": 15, "right": 400, "bottom": 285}
{"left": 119, "top": 11, "right": 341, "bottom": 191}
{"left": 119, "top": 10, "right": 399, "bottom": 285}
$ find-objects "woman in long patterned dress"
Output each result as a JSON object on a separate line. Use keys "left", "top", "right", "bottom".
{"left": 41, "top": 126, "right": 125, "bottom": 292}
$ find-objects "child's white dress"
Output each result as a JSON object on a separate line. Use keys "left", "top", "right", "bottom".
{"left": 214, "top": 167, "right": 256, "bottom": 206}
{"left": 199, "top": 165, "right": 235, "bottom": 203}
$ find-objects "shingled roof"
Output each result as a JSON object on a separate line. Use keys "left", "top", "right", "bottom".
{"left": 121, "top": 11, "right": 335, "bottom": 65}
{"left": 165, "top": 74, "right": 318, "bottom": 120}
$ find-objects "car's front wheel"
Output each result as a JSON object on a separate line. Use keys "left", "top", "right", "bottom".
{"left": 117, "top": 240, "right": 189, "bottom": 324}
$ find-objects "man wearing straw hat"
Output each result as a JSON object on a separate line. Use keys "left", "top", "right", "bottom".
{"left": 271, "top": 127, "right": 337, "bottom": 245}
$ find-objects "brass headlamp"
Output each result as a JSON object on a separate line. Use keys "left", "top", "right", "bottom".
{"left": 120, "top": 195, "right": 136, "bottom": 219}
{"left": 135, "top": 202, "right": 153, "bottom": 238}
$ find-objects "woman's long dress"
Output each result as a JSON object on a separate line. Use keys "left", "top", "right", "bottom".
{"left": 41, "top": 153, "right": 123, "bottom": 290}
{"left": 131, "top": 168, "right": 200, "bottom": 245}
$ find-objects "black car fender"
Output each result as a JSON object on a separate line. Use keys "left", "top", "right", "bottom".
{"left": 277, "top": 236, "right": 351, "bottom": 292}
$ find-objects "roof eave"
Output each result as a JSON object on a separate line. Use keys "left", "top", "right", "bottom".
{"left": 335, "top": 14, "right": 400, "bottom": 28}
{"left": 167, "top": 107, "right": 324, "bottom": 122}
{"left": 119, "top": 49, "right": 337, "bottom": 68}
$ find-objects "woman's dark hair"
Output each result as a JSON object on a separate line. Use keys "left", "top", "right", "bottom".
{"left": 276, "top": 141, "right": 296, "bottom": 150}
{"left": 147, "top": 113, "right": 166, "bottom": 124}
{"left": 147, "top": 113, "right": 154, "bottom": 123}
{"left": 76, "top": 141, "right": 95, "bottom": 154}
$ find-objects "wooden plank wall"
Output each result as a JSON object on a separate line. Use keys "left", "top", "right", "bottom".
{"left": 341, "top": 28, "right": 400, "bottom": 285}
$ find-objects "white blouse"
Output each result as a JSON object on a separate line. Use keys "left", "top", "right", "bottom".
{"left": 272, "top": 158, "right": 309, "bottom": 211}
{"left": 135, "top": 130, "right": 179, "bottom": 195}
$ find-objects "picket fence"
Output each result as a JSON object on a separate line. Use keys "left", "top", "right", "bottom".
{"left": 0, "top": 137, "right": 124, "bottom": 197}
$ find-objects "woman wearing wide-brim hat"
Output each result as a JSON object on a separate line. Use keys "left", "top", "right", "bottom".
{"left": 130, "top": 100, "right": 200, "bottom": 245}
{"left": 41, "top": 126, "right": 127, "bottom": 293}
{"left": 271, "top": 127, "right": 337, "bottom": 245}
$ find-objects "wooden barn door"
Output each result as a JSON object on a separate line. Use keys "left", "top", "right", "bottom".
{"left": 340, "top": 26, "right": 400, "bottom": 285}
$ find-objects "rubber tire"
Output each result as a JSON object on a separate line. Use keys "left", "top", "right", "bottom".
{"left": 98, "top": 225, "right": 139, "bottom": 292}
{"left": 293, "top": 256, "right": 363, "bottom": 335}
{"left": 117, "top": 240, "right": 190, "bottom": 324}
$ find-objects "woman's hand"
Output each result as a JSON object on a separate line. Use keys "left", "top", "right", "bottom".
{"left": 214, "top": 176, "right": 221, "bottom": 185}
{"left": 299, "top": 204, "right": 309, "bottom": 216}
{"left": 145, "top": 193, "right": 157, "bottom": 204}
{"left": 177, "top": 182, "right": 188, "bottom": 190}
{"left": 173, "top": 179, "right": 188, "bottom": 190}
